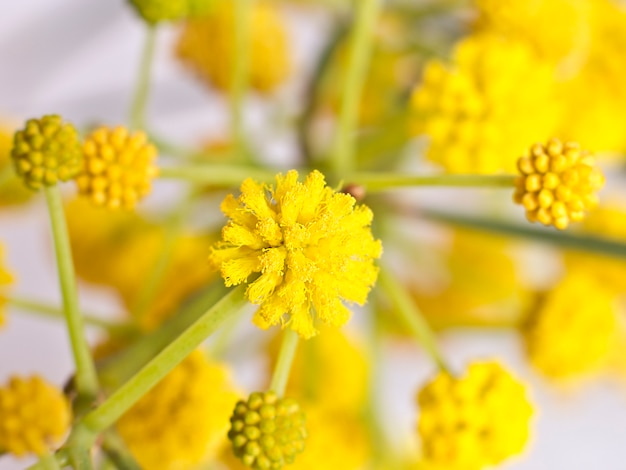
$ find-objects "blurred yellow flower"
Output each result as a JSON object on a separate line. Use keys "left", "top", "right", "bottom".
{"left": 523, "top": 271, "right": 618, "bottom": 379}
{"left": 0, "top": 375, "right": 71, "bottom": 457}
{"left": 209, "top": 170, "right": 382, "bottom": 339}
{"left": 0, "top": 243, "right": 12, "bottom": 328}
{"left": 118, "top": 350, "right": 239, "bottom": 470}
{"left": 417, "top": 361, "right": 532, "bottom": 470}
{"left": 513, "top": 138, "right": 604, "bottom": 230}
{"left": 410, "top": 33, "right": 557, "bottom": 174}
{"left": 176, "top": 0, "right": 292, "bottom": 94}
{"left": 0, "top": 125, "right": 32, "bottom": 206}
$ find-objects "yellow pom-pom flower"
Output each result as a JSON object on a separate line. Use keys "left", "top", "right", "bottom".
{"left": 10, "top": 115, "right": 82, "bottom": 190}
{"left": 176, "top": 0, "right": 292, "bottom": 94}
{"left": 523, "top": 272, "right": 618, "bottom": 379}
{"left": 209, "top": 170, "right": 382, "bottom": 339}
{"left": 0, "top": 375, "right": 71, "bottom": 457}
{"left": 410, "top": 33, "right": 557, "bottom": 174}
{"left": 117, "top": 350, "right": 239, "bottom": 469}
{"left": 228, "top": 391, "right": 307, "bottom": 470}
{"left": 513, "top": 138, "right": 605, "bottom": 230}
{"left": 417, "top": 361, "right": 533, "bottom": 470}
{"left": 76, "top": 126, "right": 158, "bottom": 210}
{"left": 0, "top": 243, "right": 13, "bottom": 328}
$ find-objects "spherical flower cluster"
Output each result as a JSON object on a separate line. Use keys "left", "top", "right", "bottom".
{"left": 410, "top": 33, "right": 557, "bottom": 174}
{"left": 10, "top": 115, "right": 82, "bottom": 190}
{"left": 417, "top": 361, "right": 533, "bottom": 470}
{"left": 117, "top": 350, "right": 239, "bottom": 469}
{"left": 128, "top": 0, "right": 211, "bottom": 24}
{"left": 513, "top": 138, "right": 605, "bottom": 230}
{"left": 209, "top": 170, "right": 382, "bottom": 339}
{"left": 76, "top": 126, "right": 158, "bottom": 210}
{"left": 0, "top": 375, "right": 71, "bottom": 457}
{"left": 228, "top": 391, "right": 307, "bottom": 470}
{"left": 523, "top": 272, "right": 617, "bottom": 379}
{"left": 176, "top": 0, "right": 292, "bottom": 94}
{"left": 0, "top": 243, "right": 13, "bottom": 328}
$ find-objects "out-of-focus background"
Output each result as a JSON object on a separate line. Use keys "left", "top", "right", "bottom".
{"left": 1, "top": 1, "right": 626, "bottom": 469}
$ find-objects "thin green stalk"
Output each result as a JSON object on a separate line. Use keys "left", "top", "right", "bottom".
{"left": 269, "top": 329, "right": 299, "bottom": 396}
{"left": 6, "top": 297, "right": 133, "bottom": 334}
{"left": 130, "top": 26, "right": 157, "bottom": 130}
{"left": 101, "top": 431, "right": 141, "bottom": 470}
{"left": 158, "top": 165, "right": 276, "bottom": 185}
{"left": 83, "top": 286, "right": 247, "bottom": 433}
{"left": 378, "top": 265, "right": 448, "bottom": 372}
{"left": 231, "top": 0, "right": 253, "bottom": 162}
{"left": 349, "top": 173, "right": 516, "bottom": 192}
{"left": 131, "top": 189, "right": 196, "bottom": 324}
{"left": 330, "top": 0, "right": 381, "bottom": 175}
{"left": 44, "top": 186, "right": 99, "bottom": 398}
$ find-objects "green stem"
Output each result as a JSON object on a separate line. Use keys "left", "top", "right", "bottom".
{"left": 378, "top": 265, "right": 448, "bottom": 372}
{"left": 83, "top": 286, "right": 246, "bottom": 433}
{"left": 269, "top": 329, "right": 299, "bottom": 397}
{"left": 130, "top": 26, "right": 157, "bottom": 130}
{"left": 130, "top": 189, "right": 196, "bottom": 324}
{"left": 44, "top": 186, "right": 99, "bottom": 398}
{"left": 330, "top": 0, "right": 381, "bottom": 175}
{"left": 6, "top": 297, "right": 133, "bottom": 334}
{"left": 158, "top": 165, "right": 276, "bottom": 185}
{"left": 101, "top": 431, "right": 141, "bottom": 470}
{"left": 39, "top": 453, "right": 61, "bottom": 470}
{"left": 231, "top": 0, "right": 252, "bottom": 162}
{"left": 348, "top": 173, "right": 516, "bottom": 192}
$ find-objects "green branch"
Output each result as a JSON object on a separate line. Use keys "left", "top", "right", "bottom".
{"left": 349, "top": 173, "right": 516, "bottom": 192}
{"left": 269, "top": 329, "right": 299, "bottom": 396}
{"left": 130, "top": 26, "right": 157, "bottom": 130}
{"left": 158, "top": 165, "right": 276, "bottom": 185}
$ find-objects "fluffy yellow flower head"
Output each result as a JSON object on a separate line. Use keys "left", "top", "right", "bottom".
{"left": 176, "top": 0, "right": 292, "bottom": 94}
{"left": 11, "top": 115, "right": 82, "bottom": 190}
{"left": 523, "top": 272, "right": 618, "bottom": 379}
{"left": 513, "top": 138, "right": 605, "bottom": 230}
{"left": 210, "top": 170, "right": 382, "bottom": 339}
{"left": 76, "top": 126, "right": 158, "bottom": 210}
{"left": 117, "top": 350, "right": 239, "bottom": 469}
{"left": 0, "top": 375, "right": 71, "bottom": 457}
{"left": 0, "top": 243, "right": 13, "bottom": 328}
{"left": 410, "top": 33, "right": 557, "bottom": 174}
{"left": 417, "top": 361, "right": 533, "bottom": 470}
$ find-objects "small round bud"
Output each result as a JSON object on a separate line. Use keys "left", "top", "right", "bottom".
{"left": 228, "top": 391, "right": 307, "bottom": 470}
{"left": 10, "top": 115, "right": 82, "bottom": 190}
{"left": 128, "top": 0, "right": 188, "bottom": 24}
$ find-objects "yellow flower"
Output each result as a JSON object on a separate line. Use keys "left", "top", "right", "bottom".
{"left": 0, "top": 243, "right": 13, "bottom": 328}
{"left": 417, "top": 361, "right": 533, "bottom": 470}
{"left": 10, "top": 115, "right": 82, "bottom": 190}
{"left": 209, "top": 170, "right": 382, "bottom": 339}
{"left": 227, "top": 391, "right": 307, "bottom": 470}
{"left": 523, "top": 271, "right": 618, "bottom": 379}
{"left": 117, "top": 350, "right": 239, "bottom": 470}
{"left": 176, "top": 0, "right": 292, "bottom": 94}
{"left": 0, "top": 124, "right": 32, "bottom": 206}
{"left": 76, "top": 126, "right": 158, "bottom": 210}
{"left": 0, "top": 375, "right": 71, "bottom": 457}
{"left": 410, "top": 33, "right": 557, "bottom": 174}
{"left": 513, "top": 138, "right": 605, "bottom": 230}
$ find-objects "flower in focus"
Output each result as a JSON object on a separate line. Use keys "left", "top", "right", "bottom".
{"left": 417, "top": 361, "right": 533, "bottom": 470}
{"left": 228, "top": 391, "right": 307, "bottom": 470}
{"left": 410, "top": 33, "right": 557, "bottom": 174}
{"left": 176, "top": 0, "right": 292, "bottom": 94}
{"left": 117, "top": 350, "right": 239, "bottom": 469}
{"left": 76, "top": 126, "right": 158, "bottom": 210}
{"left": 0, "top": 243, "right": 13, "bottom": 328}
{"left": 10, "top": 115, "right": 82, "bottom": 190}
{"left": 523, "top": 271, "right": 618, "bottom": 380}
{"left": 0, "top": 375, "right": 71, "bottom": 457}
{"left": 209, "top": 170, "right": 382, "bottom": 339}
{"left": 513, "top": 138, "right": 605, "bottom": 229}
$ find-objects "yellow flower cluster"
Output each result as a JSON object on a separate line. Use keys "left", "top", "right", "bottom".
{"left": 76, "top": 126, "right": 158, "bottom": 210}
{"left": 410, "top": 33, "right": 556, "bottom": 174}
{"left": 513, "top": 139, "right": 605, "bottom": 230}
{"left": 0, "top": 375, "right": 71, "bottom": 457}
{"left": 0, "top": 125, "right": 32, "bottom": 206}
{"left": 117, "top": 350, "right": 239, "bottom": 469}
{"left": 176, "top": 0, "right": 292, "bottom": 94}
{"left": 0, "top": 243, "right": 12, "bottom": 328}
{"left": 523, "top": 272, "right": 617, "bottom": 379}
{"left": 417, "top": 361, "right": 532, "bottom": 470}
{"left": 209, "top": 170, "right": 382, "bottom": 339}
{"left": 10, "top": 115, "right": 82, "bottom": 190}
